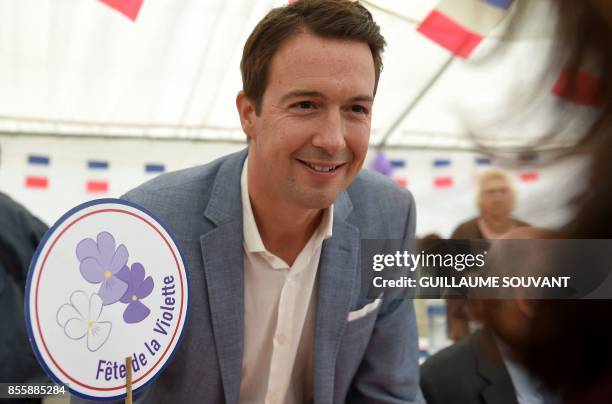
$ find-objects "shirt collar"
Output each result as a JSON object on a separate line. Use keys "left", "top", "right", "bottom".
{"left": 495, "top": 335, "right": 560, "bottom": 404}
{"left": 241, "top": 156, "right": 333, "bottom": 255}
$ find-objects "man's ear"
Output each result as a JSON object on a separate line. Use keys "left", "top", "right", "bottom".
{"left": 236, "top": 91, "right": 257, "bottom": 141}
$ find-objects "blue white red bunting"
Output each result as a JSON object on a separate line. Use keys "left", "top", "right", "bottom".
{"left": 87, "top": 160, "right": 109, "bottom": 170}
{"left": 417, "top": 0, "right": 512, "bottom": 59}
{"left": 552, "top": 68, "right": 602, "bottom": 107}
{"left": 145, "top": 163, "right": 165, "bottom": 174}
{"left": 394, "top": 178, "right": 409, "bottom": 188}
{"left": 519, "top": 172, "right": 539, "bottom": 182}
{"left": 86, "top": 180, "right": 109, "bottom": 193}
{"left": 433, "top": 159, "right": 451, "bottom": 168}
{"left": 434, "top": 176, "right": 453, "bottom": 188}
{"left": 483, "top": 0, "right": 513, "bottom": 11}
{"left": 390, "top": 160, "right": 406, "bottom": 168}
{"left": 28, "top": 155, "right": 50, "bottom": 166}
{"left": 25, "top": 176, "right": 48, "bottom": 189}
{"left": 98, "top": 0, "right": 144, "bottom": 21}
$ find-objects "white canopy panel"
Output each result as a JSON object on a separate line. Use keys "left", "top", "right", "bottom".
{"left": 0, "top": 0, "right": 594, "bottom": 149}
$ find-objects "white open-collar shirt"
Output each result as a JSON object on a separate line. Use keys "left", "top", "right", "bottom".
{"left": 239, "top": 158, "right": 333, "bottom": 404}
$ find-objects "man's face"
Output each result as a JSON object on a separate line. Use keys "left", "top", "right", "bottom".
{"left": 241, "top": 32, "right": 375, "bottom": 210}
{"left": 479, "top": 178, "right": 514, "bottom": 218}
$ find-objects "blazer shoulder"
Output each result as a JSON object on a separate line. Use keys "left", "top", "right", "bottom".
{"left": 420, "top": 332, "right": 484, "bottom": 403}
{"left": 122, "top": 151, "right": 240, "bottom": 211}
{"left": 348, "top": 169, "right": 415, "bottom": 214}
{"left": 345, "top": 169, "right": 416, "bottom": 239}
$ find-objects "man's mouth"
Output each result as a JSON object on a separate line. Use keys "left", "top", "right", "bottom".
{"left": 297, "top": 159, "right": 345, "bottom": 173}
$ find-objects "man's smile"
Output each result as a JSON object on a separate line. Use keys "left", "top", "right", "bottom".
{"left": 295, "top": 158, "right": 347, "bottom": 174}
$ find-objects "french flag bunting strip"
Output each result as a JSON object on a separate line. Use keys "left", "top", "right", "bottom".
{"left": 552, "top": 68, "right": 602, "bottom": 107}
{"left": 483, "top": 0, "right": 513, "bottom": 10}
{"left": 145, "top": 163, "right": 165, "bottom": 174}
{"left": 390, "top": 159, "right": 406, "bottom": 168}
{"left": 417, "top": 0, "right": 513, "bottom": 59}
{"left": 98, "top": 0, "right": 144, "bottom": 21}
{"left": 26, "top": 154, "right": 50, "bottom": 189}
{"left": 25, "top": 176, "right": 48, "bottom": 189}
{"left": 87, "top": 180, "right": 109, "bottom": 193}
{"left": 28, "top": 155, "right": 50, "bottom": 166}
{"left": 475, "top": 157, "right": 492, "bottom": 166}
{"left": 394, "top": 178, "right": 409, "bottom": 188}
{"left": 86, "top": 158, "right": 109, "bottom": 193}
{"left": 433, "top": 158, "right": 453, "bottom": 188}
{"left": 434, "top": 176, "right": 454, "bottom": 188}
{"left": 519, "top": 171, "right": 539, "bottom": 182}
{"left": 87, "top": 160, "right": 109, "bottom": 170}
{"left": 433, "top": 158, "right": 451, "bottom": 168}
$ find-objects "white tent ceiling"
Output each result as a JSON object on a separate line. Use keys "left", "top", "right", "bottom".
{"left": 0, "top": 0, "right": 594, "bottom": 150}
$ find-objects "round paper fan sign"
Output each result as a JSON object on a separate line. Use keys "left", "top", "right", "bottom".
{"left": 25, "top": 198, "right": 190, "bottom": 400}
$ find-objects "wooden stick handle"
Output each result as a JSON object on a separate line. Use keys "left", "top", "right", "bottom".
{"left": 125, "top": 356, "right": 132, "bottom": 404}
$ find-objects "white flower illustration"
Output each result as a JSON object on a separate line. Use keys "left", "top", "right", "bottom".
{"left": 56, "top": 291, "right": 112, "bottom": 352}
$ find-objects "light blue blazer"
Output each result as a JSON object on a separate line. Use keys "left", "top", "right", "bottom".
{"left": 80, "top": 148, "right": 421, "bottom": 403}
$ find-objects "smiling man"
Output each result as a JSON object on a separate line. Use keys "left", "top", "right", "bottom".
{"left": 118, "top": 1, "right": 420, "bottom": 403}
{"left": 237, "top": 27, "right": 374, "bottom": 268}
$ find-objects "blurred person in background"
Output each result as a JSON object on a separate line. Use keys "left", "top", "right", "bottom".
{"left": 451, "top": 170, "right": 528, "bottom": 240}
{"left": 448, "top": 170, "right": 529, "bottom": 341}
{"left": 0, "top": 144, "right": 49, "bottom": 401}
{"left": 481, "top": 0, "right": 612, "bottom": 402}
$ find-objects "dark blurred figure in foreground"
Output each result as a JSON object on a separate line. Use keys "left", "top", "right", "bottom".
{"left": 0, "top": 146, "right": 49, "bottom": 401}
{"left": 482, "top": 1, "right": 612, "bottom": 403}
{"left": 421, "top": 326, "right": 522, "bottom": 404}
{"left": 422, "top": 227, "right": 561, "bottom": 404}
{"left": 448, "top": 170, "right": 529, "bottom": 341}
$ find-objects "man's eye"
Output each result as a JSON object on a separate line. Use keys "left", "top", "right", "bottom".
{"left": 350, "top": 105, "right": 368, "bottom": 114}
{"left": 293, "top": 101, "right": 315, "bottom": 110}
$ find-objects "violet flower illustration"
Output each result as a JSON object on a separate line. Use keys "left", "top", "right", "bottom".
{"left": 116, "top": 262, "right": 154, "bottom": 324}
{"left": 76, "top": 232, "right": 129, "bottom": 305}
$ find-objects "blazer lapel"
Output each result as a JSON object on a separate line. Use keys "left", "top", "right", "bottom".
{"left": 476, "top": 330, "right": 518, "bottom": 404}
{"left": 200, "top": 149, "right": 248, "bottom": 404}
{"left": 313, "top": 192, "right": 360, "bottom": 403}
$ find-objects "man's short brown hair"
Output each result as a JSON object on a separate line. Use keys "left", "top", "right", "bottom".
{"left": 240, "top": 0, "right": 386, "bottom": 114}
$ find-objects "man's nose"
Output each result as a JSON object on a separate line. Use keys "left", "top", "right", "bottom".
{"left": 312, "top": 109, "right": 346, "bottom": 156}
